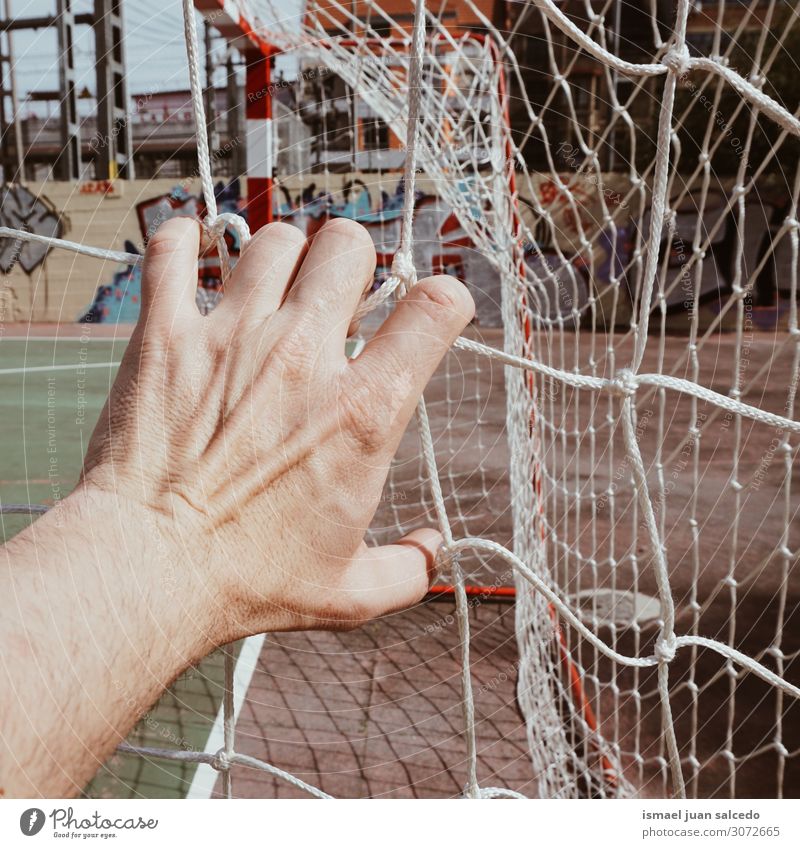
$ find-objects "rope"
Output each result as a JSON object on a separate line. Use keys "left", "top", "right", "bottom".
{"left": 351, "top": 0, "right": 426, "bottom": 320}
{"left": 117, "top": 743, "right": 332, "bottom": 799}
{"left": 181, "top": 0, "right": 251, "bottom": 280}
{"left": 532, "top": 0, "right": 800, "bottom": 138}
{"left": 0, "top": 227, "right": 142, "bottom": 266}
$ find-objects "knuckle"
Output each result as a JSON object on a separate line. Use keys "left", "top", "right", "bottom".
{"left": 145, "top": 236, "right": 183, "bottom": 262}
{"left": 411, "top": 276, "right": 474, "bottom": 323}
{"left": 147, "top": 217, "right": 197, "bottom": 257}
{"left": 320, "top": 217, "right": 375, "bottom": 252}
{"left": 341, "top": 383, "right": 385, "bottom": 452}
{"left": 255, "top": 221, "right": 306, "bottom": 250}
{"left": 272, "top": 332, "right": 311, "bottom": 380}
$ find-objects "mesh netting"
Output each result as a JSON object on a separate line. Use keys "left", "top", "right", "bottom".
{"left": 3, "top": 0, "right": 800, "bottom": 799}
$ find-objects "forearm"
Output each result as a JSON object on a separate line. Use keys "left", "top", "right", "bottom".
{"left": 0, "top": 487, "right": 215, "bottom": 797}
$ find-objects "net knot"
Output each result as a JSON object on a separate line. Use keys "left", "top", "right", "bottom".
{"left": 609, "top": 368, "right": 638, "bottom": 398}
{"left": 476, "top": 786, "right": 527, "bottom": 799}
{"left": 462, "top": 781, "right": 482, "bottom": 799}
{"left": 435, "top": 544, "right": 457, "bottom": 578}
{"left": 205, "top": 212, "right": 252, "bottom": 251}
{"left": 662, "top": 44, "right": 691, "bottom": 76}
{"left": 352, "top": 273, "right": 403, "bottom": 322}
{"left": 654, "top": 635, "right": 677, "bottom": 663}
{"left": 391, "top": 249, "right": 417, "bottom": 291}
{"left": 212, "top": 748, "right": 232, "bottom": 771}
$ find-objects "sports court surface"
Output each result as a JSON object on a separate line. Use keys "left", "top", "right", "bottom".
{"left": 1, "top": 322, "right": 798, "bottom": 798}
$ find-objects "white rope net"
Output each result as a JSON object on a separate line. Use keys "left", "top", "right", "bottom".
{"left": 4, "top": 0, "right": 800, "bottom": 798}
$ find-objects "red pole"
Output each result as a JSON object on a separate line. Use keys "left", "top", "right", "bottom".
{"left": 245, "top": 48, "right": 274, "bottom": 232}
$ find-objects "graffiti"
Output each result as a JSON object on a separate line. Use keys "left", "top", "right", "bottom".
{"left": 79, "top": 172, "right": 796, "bottom": 328}
{"left": 0, "top": 184, "right": 63, "bottom": 274}
{"left": 136, "top": 185, "right": 200, "bottom": 246}
{"left": 78, "top": 180, "right": 119, "bottom": 196}
{"left": 273, "top": 175, "right": 503, "bottom": 322}
{"left": 276, "top": 177, "right": 413, "bottom": 285}
{"left": 516, "top": 177, "right": 798, "bottom": 325}
{"left": 80, "top": 242, "right": 142, "bottom": 324}
{"left": 82, "top": 179, "right": 243, "bottom": 323}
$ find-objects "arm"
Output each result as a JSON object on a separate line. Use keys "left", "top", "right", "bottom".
{"left": 0, "top": 217, "right": 474, "bottom": 797}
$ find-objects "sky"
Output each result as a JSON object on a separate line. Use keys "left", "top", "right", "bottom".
{"left": 4, "top": 0, "right": 302, "bottom": 118}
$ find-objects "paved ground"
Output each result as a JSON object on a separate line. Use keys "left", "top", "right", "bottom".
{"left": 225, "top": 602, "right": 533, "bottom": 798}
{"left": 2, "top": 322, "right": 798, "bottom": 798}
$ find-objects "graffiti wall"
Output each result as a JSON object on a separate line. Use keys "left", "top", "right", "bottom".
{"left": 0, "top": 184, "right": 63, "bottom": 275}
{"left": 273, "top": 173, "right": 504, "bottom": 324}
{"left": 516, "top": 173, "right": 796, "bottom": 328}
{"left": 0, "top": 178, "right": 204, "bottom": 323}
{"left": 80, "top": 180, "right": 243, "bottom": 323}
{"left": 0, "top": 173, "right": 795, "bottom": 328}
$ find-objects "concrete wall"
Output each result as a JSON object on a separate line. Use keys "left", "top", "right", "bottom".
{"left": 0, "top": 179, "right": 201, "bottom": 324}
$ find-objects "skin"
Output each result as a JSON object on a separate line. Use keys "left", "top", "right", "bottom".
{"left": 0, "top": 216, "right": 474, "bottom": 797}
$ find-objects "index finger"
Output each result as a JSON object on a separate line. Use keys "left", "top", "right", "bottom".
{"left": 348, "top": 274, "right": 474, "bottom": 426}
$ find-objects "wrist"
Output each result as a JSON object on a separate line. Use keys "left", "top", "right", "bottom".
{"left": 47, "top": 484, "right": 222, "bottom": 660}
{"left": 0, "top": 484, "right": 221, "bottom": 794}
{"left": 67, "top": 478, "right": 286, "bottom": 646}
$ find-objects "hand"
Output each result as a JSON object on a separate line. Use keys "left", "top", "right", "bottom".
{"left": 79, "top": 216, "right": 474, "bottom": 642}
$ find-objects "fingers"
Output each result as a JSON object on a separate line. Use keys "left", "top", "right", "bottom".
{"left": 216, "top": 222, "right": 308, "bottom": 323}
{"left": 283, "top": 218, "right": 376, "bottom": 350}
{"left": 343, "top": 528, "right": 441, "bottom": 619}
{"left": 347, "top": 275, "right": 474, "bottom": 449}
{"left": 140, "top": 217, "right": 201, "bottom": 329}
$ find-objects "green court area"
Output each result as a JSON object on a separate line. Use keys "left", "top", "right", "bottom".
{"left": 0, "top": 335, "right": 233, "bottom": 798}
{"left": 0, "top": 336, "right": 125, "bottom": 538}
{"left": 87, "top": 648, "right": 235, "bottom": 799}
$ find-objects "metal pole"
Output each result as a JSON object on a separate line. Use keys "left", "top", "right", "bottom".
{"left": 226, "top": 52, "right": 243, "bottom": 175}
{"left": 93, "top": 0, "right": 134, "bottom": 179}
{"left": 3, "top": 0, "right": 26, "bottom": 179}
{"left": 55, "top": 0, "right": 81, "bottom": 180}
{"left": 244, "top": 48, "right": 273, "bottom": 231}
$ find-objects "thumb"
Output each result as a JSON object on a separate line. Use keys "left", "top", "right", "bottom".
{"left": 343, "top": 528, "right": 442, "bottom": 620}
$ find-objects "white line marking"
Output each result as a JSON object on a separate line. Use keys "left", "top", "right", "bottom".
{"left": 0, "top": 336, "right": 127, "bottom": 342}
{"left": 0, "top": 361, "right": 121, "bottom": 375}
{"left": 186, "top": 633, "right": 267, "bottom": 799}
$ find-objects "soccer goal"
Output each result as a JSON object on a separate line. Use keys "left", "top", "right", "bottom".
{"left": 4, "top": 0, "right": 800, "bottom": 799}
{"left": 185, "top": 0, "right": 800, "bottom": 799}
